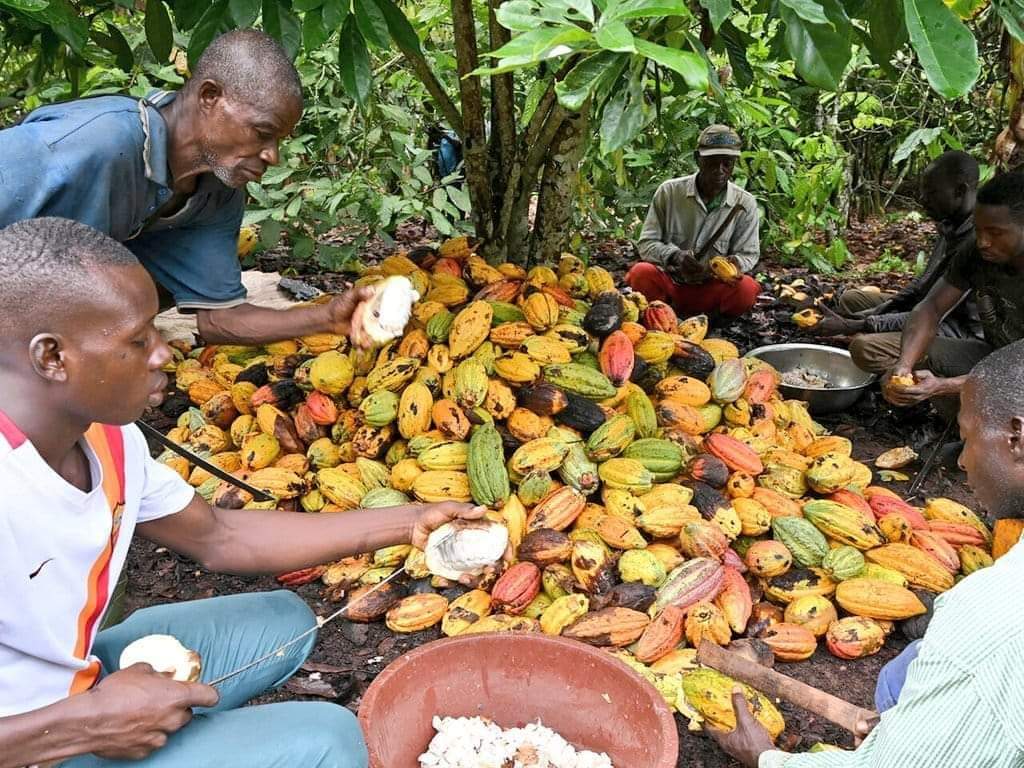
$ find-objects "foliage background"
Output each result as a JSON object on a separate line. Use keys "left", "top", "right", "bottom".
{"left": 0, "top": 0, "right": 1019, "bottom": 272}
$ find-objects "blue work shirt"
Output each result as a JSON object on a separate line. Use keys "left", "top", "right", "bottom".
{"left": 0, "top": 89, "right": 247, "bottom": 310}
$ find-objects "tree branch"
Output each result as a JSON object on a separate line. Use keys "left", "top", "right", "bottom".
{"left": 391, "top": 38, "right": 464, "bottom": 137}
{"left": 489, "top": 0, "right": 516, "bottom": 179}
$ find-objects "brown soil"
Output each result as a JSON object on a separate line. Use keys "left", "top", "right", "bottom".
{"left": 130, "top": 214, "right": 973, "bottom": 765}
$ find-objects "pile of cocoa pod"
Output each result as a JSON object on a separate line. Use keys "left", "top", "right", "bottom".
{"left": 161, "top": 236, "right": 993, "bottom": 738}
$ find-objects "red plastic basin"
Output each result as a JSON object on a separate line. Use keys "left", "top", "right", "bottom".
{"left": 358, "top": 633, "right": 678, "bottom": 767}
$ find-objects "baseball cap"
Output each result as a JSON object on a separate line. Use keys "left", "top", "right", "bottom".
{"left": 697, "top": 124, "right": 742, "bottom": 157}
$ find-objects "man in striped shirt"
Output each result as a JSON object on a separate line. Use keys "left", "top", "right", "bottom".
{"left": 711, "top": 339, "right": 1024, "bottom": 767}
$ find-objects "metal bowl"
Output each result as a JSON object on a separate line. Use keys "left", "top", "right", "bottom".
{"left": 745, "top": 343, "right": 875, "bottom": 415}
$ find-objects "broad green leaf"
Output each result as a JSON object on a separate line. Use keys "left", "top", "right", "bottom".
{"left": 893, "top": 126, "right": 943, "bottom": 162}
{"left": 372, "top": 0, "right": 422, "bottom": 55}
{"left": 555, "top": 50, "right": 622, "bottom": 110}
{"left": 171, "top": 0, "right": 209, "bottom": 30}
{"left": 0, "top": 0, "right": 49, "bottom": 9}
{"left": 188, "top": 0, "right": 229, "bottom": 66}
{"left": 302, "top": 7, "right": 330, "bottom": 50}
{"left": 719, "top": 19, "right": 753, "bottom": 88}
{"left": 489, "top": 25, "right": 592, "bottom": 59}
{"left": 595, "top": 20, "right": 636, "bottom": 51}
{"left": 904, "top": 0, "right": 979, "bottom": 98}
{"left": 27, "top": 0, "right": 88, "bottom": 53}
{"left": 432, "top": 188, "right": 448, "bottom": 211}
{"left": 607, "top": 0, "right": 688, "bottom": 20}
{"left": 780, "top": 0, "right": 832, "bottom": 25}
{"left": 859, "top": 0, "right": 907, "bottom": 68}
{"left": 100, "top": 22, "right": 134, "bottom": 71}
{"left": 340, "top": 17, "right": 372, "bottom": 106}
{"left": 355, "top": 0, "right": 391, "bottom": 48}
{"left": 599, "top": 86, "right": 646, "bottom": 154}
{"left": 448, "top": 186, "right": 472, "bottom": 212}
{"left": 322, "top": 0, "right": 350, "bottom": 29}
{"left": 995, "top": 0, "right": 1024, "bottom": 41}
{"left": 633, "top": 38, "right": 708, "bottom": 88}
{"left": 495, "top": 0, "right": 538, "bottom": 31}
{"left": 566, "top": 0, "right": 596, "bottom": 22}
{"left": 145, "top": 0, "right": 174, "bottom": 63}
{"left": 292, "top": 0, "right": 324, "bottom": 9}
{"left": 699, "top": 0, "right": 732, "bottom": 30}
{"left": 263, "top": 0, "right": 303, "bottom": 59}
{"left": 779, "top": 5, "right": 851, "bottom": 90}
{"left": 229, "top": 0, "right": 260, "bottom": 26}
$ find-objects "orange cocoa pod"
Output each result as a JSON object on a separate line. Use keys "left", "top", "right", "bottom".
{"left": 760, "top": 622, "right": 817, "bottom": 662}
{"left": 704, "top": 433, "right": 764, "bottom": 475}
{"left": 491, "top": 562, "right": 542, "bottom": 615}
{"left": 635, "top": 605, "right": 685, "bottom": 663}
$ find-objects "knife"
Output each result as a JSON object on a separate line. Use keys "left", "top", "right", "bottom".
{"left": 136, "top": 419, "right": 274, "bottom": 502}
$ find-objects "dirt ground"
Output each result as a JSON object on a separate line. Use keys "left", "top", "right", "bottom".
{"left": 129, "top": 214, "right": 973, "bottom": 765}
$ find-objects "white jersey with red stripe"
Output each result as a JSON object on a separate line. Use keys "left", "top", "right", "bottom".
{"left": 0, "top": 414, "right": 194, "bottom": 717}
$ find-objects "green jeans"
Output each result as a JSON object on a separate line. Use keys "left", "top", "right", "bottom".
{"left": 64, "top": 591, "right": 368, "bottom": 768}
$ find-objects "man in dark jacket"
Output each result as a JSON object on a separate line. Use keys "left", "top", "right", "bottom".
{"left": 813, "top": 152, "right": 983, "bottom": 373}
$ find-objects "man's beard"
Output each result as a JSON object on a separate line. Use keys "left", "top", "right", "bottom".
{"left": 199, "top": 146, "right": 243, "bottom": 188}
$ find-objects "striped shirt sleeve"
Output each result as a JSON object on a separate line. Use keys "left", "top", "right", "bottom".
{"left": 758, "top": 652, "right": 1020, "bottom": 768}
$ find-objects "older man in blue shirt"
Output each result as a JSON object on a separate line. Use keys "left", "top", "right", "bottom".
{"left": 0, "top": 29, "right": 362, "bottom": 346}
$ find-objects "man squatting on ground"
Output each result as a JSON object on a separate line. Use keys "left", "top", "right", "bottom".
{"left": 812, "top": 151, "right": 982, "bottom": 361}
{"left": 0, "top": 29, "right": 355, "bottom": 347}
{"left": 0, "top": 218, "right": 484, "bottom": 768}
{"left": 880, "top": 171, "right": 1024, "bottom": 412}
{"left": 710, "top": 339, "right": 1024, "bottom": 768}
{"left": 626, "top": 124, "right": 761, "bottom": 319}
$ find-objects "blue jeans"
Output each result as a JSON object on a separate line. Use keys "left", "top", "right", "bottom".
{"left": 63, "top": 591, "right": 368, "bottom": 768}
{"left": 874, "top": 639, "right": 922, "bottom": 713}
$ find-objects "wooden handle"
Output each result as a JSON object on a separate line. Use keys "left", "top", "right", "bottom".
{"left": 697, "top": 641, "right": 878, "bottom": 734}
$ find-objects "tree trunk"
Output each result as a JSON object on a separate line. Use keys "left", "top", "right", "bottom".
{"left": 530, "top": 107, "right": 590, "bottom": 264}
{"left": 451, "top": 0, "right": 494, "bottom": 246}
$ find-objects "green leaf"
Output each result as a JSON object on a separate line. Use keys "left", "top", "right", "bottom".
{"left": 26, "top": 0, "right": 88, "bottom": 53}
{"left": 259, "top": 219, "right": 283, "bottom": 248}
{"left": 779, "top": 5, "right": 851, "bottom": 90}
{"left": 566, "top": 0, "right": 596, "bottom": 22}
{"left": 188, "top": 0, "right": 229, "bottom": 66}
{"left": 229, "top": 0, "right": 260, "bottom": 26}
{"left": 292, "top": 0, "right": 324, "bottom": 9}
{"left": 263, "top": 0, "right": 303, "bottom": 59}
{"left": 858, "top": 0, "right": 906, "bottom": 69}
{"left": 432, "top": 188, "right": 448, "bottom": 211}
{"left": 633, "top": 38, "right": 708, "bottom": 88}
{"left": 489, "top": 26, "right": 592, "bottom": 59}
{"left": 607, "top": 0, "right": 688, "bottom": 20}
{"left": 904, "top": 0, "right": 979, "bottom": 98}
{"left": 892, "top": 126, "right": 943, "bottom": 163}
{"left": 997, "top": 0, "right": 1024, "bottom": 41}
{"left": 340, "top": 17, "right": 372, "bottom": 106}
{"left": 495, "top": 0, "right": 538, "bottom": 31}
{"left": 0, "top": 0, "right": 49, "bottom": 10}
{"left": 100, "top": 22, "right": 134, "bottom": 71}
{"left": 145, "top": 1, "right": 174, "bottom": 63}
{"left": 372, "top": 0, "right": 422, "bottom": 55}
{"left": 555, "top": 50, "right": 623, "bottom": 110}
{"left": 322, "top": 0, "right": 350, "bottom": 28}
{"left": 945, "top": 0, "right": 987, "bottom": 18}
{"left": 447, "top": 186, "right": 471, "bottom": 212}
{"left": 355, "top": 0, "right": 391, "bottom": 48}
{"left": 719, "top": 19, "right": 753, "bottom": 88}
{"left": 699, "top": 0, "right": 731, "bottom": 30}
{"left": 302, "top": 7, "right": 329, "bottom": 49}
{"left": 779, "top": 0, "right": 831, "bottom": 25}
{"left": 595, "top": 20, "right": 635, "bottom": 51}
{"left": 171, "top": 0, "right": 209, "bottom": 30}
{"left": 599, "top": 85, "right": 645, "bottom": 154}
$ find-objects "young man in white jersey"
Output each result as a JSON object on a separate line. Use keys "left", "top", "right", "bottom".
{"left": 0, "top": 218, "right": 483, "bottom": 767}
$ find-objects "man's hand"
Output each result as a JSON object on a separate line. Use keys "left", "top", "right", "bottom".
{"left": 324, "top": 286, "right": 375, "bottom": 347}
{"left": 667, "top": 250, "right": 707, "bottom": 284}
{"left": 883, "top": 369, "right": 952, "bottom": 406}
{"left": 86, "top": 664, "right": 219, "bottom": 760}
{"left": 410, "top": 502, "right": 488, "bottom": 551}
{"left": 707, "top": 688, "right": 776, "bottom": 768}
{"left": 811, "top": 305, "right": 866, "bottom": 337}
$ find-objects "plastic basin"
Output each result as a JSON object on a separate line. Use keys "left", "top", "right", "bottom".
{"left": 358, "top": 633, "right": 678, "bottom": 767}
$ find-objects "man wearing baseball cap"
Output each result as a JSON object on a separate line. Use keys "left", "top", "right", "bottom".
{"left": 627, "top": 124, "right": 761, "bottom": 318}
